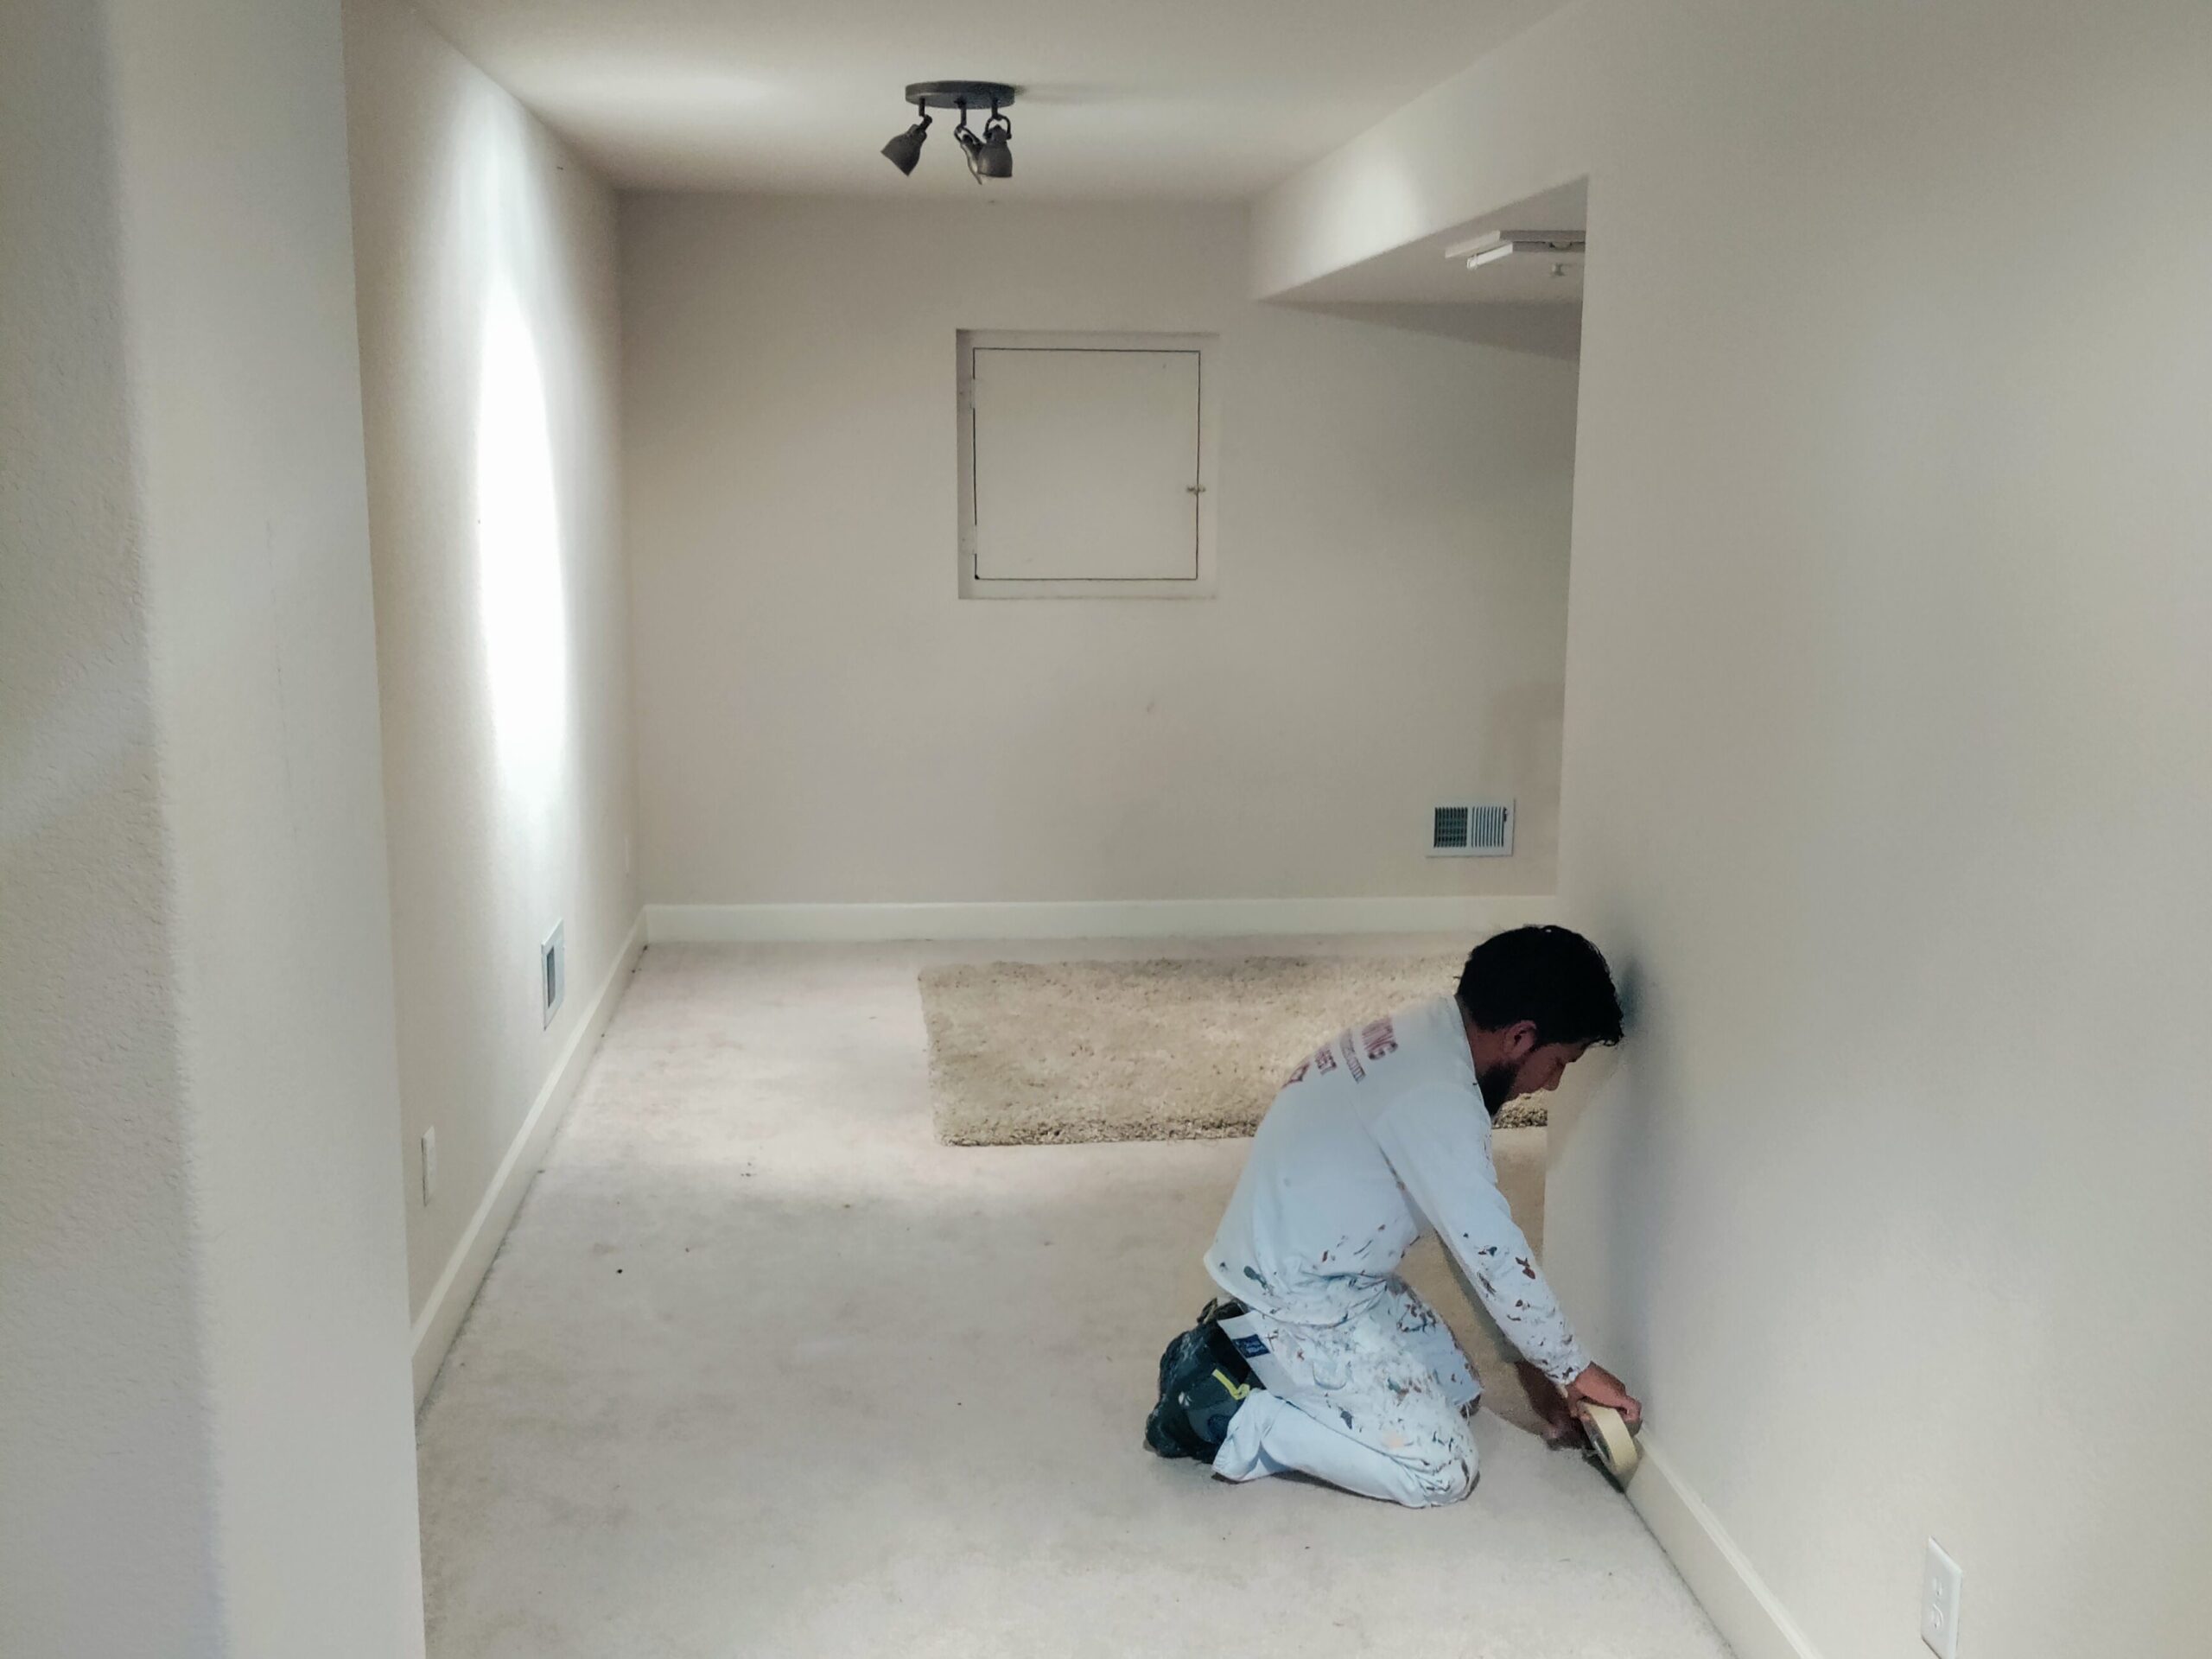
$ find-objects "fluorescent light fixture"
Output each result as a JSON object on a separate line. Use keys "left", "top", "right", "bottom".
{"left": 1444, "top": 230, "right": 1586, "bottom": 270}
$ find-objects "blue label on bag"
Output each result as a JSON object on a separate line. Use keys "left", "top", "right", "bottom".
{"left": 1231, "top": 1334, "right": 1268, "bottom": 1358}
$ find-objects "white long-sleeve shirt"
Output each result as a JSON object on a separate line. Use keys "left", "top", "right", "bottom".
{"left": 1205, "top": 994, "right": 1592, "bottom": 1385}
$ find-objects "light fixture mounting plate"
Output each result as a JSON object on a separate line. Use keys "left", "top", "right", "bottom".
{"left": 906, "top": 80, "right": 1017, "bottom": 111}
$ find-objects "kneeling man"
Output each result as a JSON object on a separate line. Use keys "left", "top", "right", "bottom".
{"left": 1147, "top": 925, "right": 1642, "bottom": 1507}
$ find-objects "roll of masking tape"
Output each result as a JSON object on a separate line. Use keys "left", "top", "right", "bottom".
{"left": 1579, "top": 1403, "right": 1641, "bottom": 1486}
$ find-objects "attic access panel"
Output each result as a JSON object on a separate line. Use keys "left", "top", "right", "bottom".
{"left": 958, "top": 331, "right": 1217, "bottom": 598}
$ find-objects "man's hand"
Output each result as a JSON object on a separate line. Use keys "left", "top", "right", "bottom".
{"left": 1566, "top": 1362, "right": 1643, "bottom": 1430}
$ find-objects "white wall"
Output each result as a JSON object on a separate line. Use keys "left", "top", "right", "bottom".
{"left": 3, "top": 0, "right": 425, "bottom": 1651}
{"left": 342, "top": 0, "right": 640, "bottom": 1394}
{"left": 1259, "top": 3, "right": 2212, "bottom": 1656}
{"left": 1, "top": 3, "right": 222, "bottom": 1646}
{"left": 621, "top": 198, "right": 1578, "bottom": 919}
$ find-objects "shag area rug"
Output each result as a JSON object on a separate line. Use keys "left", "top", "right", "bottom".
{"left": 920, "top": 955, "right": 1548, "bottom": 1147}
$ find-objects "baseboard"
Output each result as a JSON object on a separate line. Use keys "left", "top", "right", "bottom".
{"left": 410, "top": 910, "right": 645, "bottom": 1406}
{"left": 1630, "top": 1436, "right": 1827, "bottom": 1659}
{"left": 645, "top": 895, "right": 1554, "bottom": 944}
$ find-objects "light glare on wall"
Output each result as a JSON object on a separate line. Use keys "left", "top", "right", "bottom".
{"left": 474, "top": 282, "right": 569, "bottom": 800}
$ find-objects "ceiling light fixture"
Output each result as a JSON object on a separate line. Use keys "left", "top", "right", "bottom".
{"left": 976, "top": 105, "right": 1014, "bottom": 180}
{"left": 953, "top": 106, "right": 984, "bottom": 181}
{"left": 883, "top": 81, "right": 1018, "bottom": 181}
{"left": 880, "top": 103, "right": 933, "bottom": 175}
{"left": 1444, "top": 230, "right": 1586, "bottom": 270}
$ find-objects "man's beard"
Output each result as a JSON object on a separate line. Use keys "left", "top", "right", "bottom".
{"left": 1477, "top": 1063, "right": 1522, "bottom": 1117}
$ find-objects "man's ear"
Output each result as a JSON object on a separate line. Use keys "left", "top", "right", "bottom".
{"left": 1502, "top": 1020, "right": 1541, "bottom": 1062}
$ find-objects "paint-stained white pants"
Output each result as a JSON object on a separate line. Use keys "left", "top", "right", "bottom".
{"left": 1212, "top": 1280, "right": 1481, "bottom": 1508}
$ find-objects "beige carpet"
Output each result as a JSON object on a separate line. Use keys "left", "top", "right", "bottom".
{"left": 921, "top": 955, "right": 1548, "bottom": 1146}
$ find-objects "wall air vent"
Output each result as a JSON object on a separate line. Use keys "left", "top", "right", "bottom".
{"left": 541, "top": 921, "right": 566, "bottom": 1027}
{"left": 1430, "top": 801, "right": 1513, "bottom": 857}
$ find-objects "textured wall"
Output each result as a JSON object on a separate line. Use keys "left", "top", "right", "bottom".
{"left": 1258, "top": 2, "right": 2212, "bottom": 1655}
{"left": 0, "top": 3, "right": 220, "bottom": 1648}
{"left": 2, "top": 0, "right": 426, "bottom": 1650}
{"left": 623, "top": 197, "right": 1578, "bottom": 908}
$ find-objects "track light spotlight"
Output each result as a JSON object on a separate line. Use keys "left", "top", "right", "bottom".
{"left": 953, "top": 105, "right": 984, "bottom": 183}
{"left": 880, "top": 103, "right": 932, "bottom": 175}
{"left": 884, "top": 81, "right": 1018, "bottom": 181}
{"left": 976, "top": 106, "right": 1013, "bottom": 179}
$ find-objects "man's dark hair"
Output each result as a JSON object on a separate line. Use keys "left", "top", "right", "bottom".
{"left": 1455, "top": 925, "right": 1624, "bottom": 1047}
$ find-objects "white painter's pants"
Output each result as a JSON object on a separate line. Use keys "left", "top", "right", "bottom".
{"left": 1212, "top": 1279, "right": 1482, "bottom": 1508}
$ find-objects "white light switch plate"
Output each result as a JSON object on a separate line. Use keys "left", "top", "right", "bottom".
{"left": 1921, "top": 1538, "right": 1963, "bottom": 1657}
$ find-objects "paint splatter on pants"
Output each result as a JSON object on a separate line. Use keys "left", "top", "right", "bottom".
{"left": 1212, "top": 1279, "right": 1482, "bottom": 1508}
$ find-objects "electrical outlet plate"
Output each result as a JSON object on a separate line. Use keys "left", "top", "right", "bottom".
{"left": 1921, "top": 1538, "right": 1963, "bottom": 1657}
{"left": 420, "top": 1128, "right": 437, "bottom": 1207}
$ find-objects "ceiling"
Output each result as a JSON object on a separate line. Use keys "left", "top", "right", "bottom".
{"left": 412, "top": 0, "right": 1572, "bottom": 197}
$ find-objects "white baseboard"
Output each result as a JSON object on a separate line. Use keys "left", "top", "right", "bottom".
{"left": 1630, "top": 1437, "right": 1827, "bottom": 1659}
{"left": 645, "top": 895, "right": 1554, "bottom": 944}
{"left": 410, "top": 910, "right": 645, "bottom": 1406}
